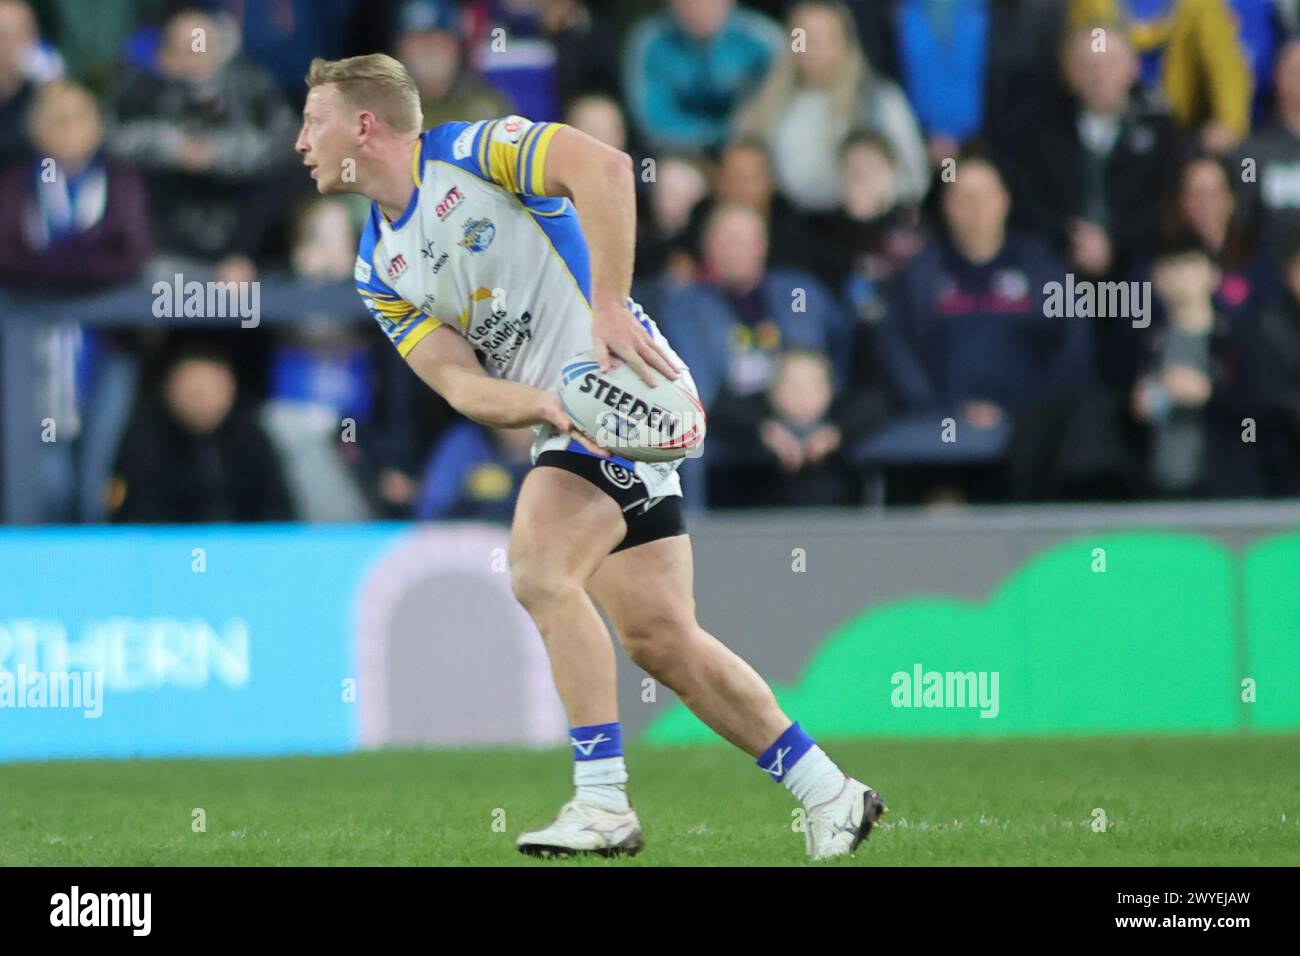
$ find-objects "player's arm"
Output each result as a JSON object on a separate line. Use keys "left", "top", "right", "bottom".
{"left": 404, "top": 324, "right": 607, "bottom": 454}
{"left": 540, "top": 125, "right": 678, "bottom": 385}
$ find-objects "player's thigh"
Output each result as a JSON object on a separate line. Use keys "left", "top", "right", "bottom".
{"left": 586, "top": 533, "right": 699, "bottom": 657}
{"left": 510, "top": 464, "right": 627, "bottom": 593}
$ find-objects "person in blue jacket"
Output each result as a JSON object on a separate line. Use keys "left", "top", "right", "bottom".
{"left": 623, "top": 0, "right": 783, "bottom": 154}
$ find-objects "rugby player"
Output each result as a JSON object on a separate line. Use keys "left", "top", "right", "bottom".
{"left": 294, "top": 54, "right": 886, "bottom": 859}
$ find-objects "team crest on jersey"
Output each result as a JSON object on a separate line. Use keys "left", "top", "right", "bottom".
{"left": 387, "top": 253, "right": 408, "bottom": 281}
{"left": 459, "top": 217, "right": 496, "bottom": 253}
{"left": 436, "top": 186, "right": 465, "bottom": 220}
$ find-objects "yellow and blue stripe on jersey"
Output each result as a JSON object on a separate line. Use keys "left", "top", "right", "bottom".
{"left": 354, "top": 207, "right": 443, "bottom": 357}
{"left": 355, "top": 116, "right": 595, "bottom": 359}
{"left": 432, "top": 117, "right": 593, "bottom": 303}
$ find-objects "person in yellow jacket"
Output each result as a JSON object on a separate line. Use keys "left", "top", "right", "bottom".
{"left": 1069, "top": 0, "right": 1252, "bottom": 151}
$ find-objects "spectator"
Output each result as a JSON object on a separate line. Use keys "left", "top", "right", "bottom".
{"left": 624, "top": 0, "right": 782, "bottom": 154}
{"left": 289, "top": 197, "right": 359, "bottom": 281}
{"left": 563, "top": 90, "right": 691, "bottom": 295}
{"left": 463, "top": 0, "right": 620, "bottom": 121}
{"left": 1238, "top": 39, "right": 1300, "bottom": 253}
{"left": 396, "top": 0, "right": 510, "bottom": 128}
{"left": 683, "top": 138, "right": 817, "bottom": 274}
{"left": 109, "top": 347, "right": 294, "bottom": 523}
{"left": 211, "top": 0, "right": 356, "bottom": 105}
{"left": 633, "top": 151, "right": 711, "bottom": 293}
{"left": 1068, "top": 0, "right": 1253, "bottom": 152}
{"left": 107, "top": 8, "right": 300, "bottom": 280}
{"left": 0, "top": 0, "right": 48, "bottom": 167}
{"left": 0, "top": 80, "right": 152, "bottom": 290}
{"left": 804, "top": 131, "right": 924, "bottom": 500}
{"left": 258, "top": 198, "right": 377, "bottom": 522}
{"left": 1009, "top": 22, "right": 1182, "bottom": 384}
{"left": 1012, "top": 23, "right": 1180, "bottom": 284}
{"left": 802, "top": 129, "right": 927, "bottom": 318}
{"left": 735, "top": 0, "right": 928, "bottom": 209}
{"left": 708, "top": 349, "right": 885, "bottom": 508}
{"left": 870, "top": 1, "right": 1068, "bottom": 169}
{"left": 894, "top": 0, "right": 994, "bottom": 167}
{"left": 0, "top": 79, "right": 154, "bottom": 524}
{"left": 413, "top": 421, "right": 535, "bottom": 520}
{"left": 1163, "top": 153, "right": 1268, "bottom": 331}
{"left": 873, "top": 149, "right": 1092, "bottom": 498}
{"left": 564, "top": 92, "right": 627, "bottom": 150}
{"left": 656, "top": 201, "right": 849, "bottom": 434}
{"left": 1129, "top": 235, "right": 1263, "bottom": 496}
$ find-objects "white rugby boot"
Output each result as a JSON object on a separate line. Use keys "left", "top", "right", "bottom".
{"left": 517, "top": 798, "right": 645, "bottom": 858}
{"left": 804, "top": 776, "right": 888, "bottom": 860}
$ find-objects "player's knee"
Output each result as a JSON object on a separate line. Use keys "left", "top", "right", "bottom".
{"left": 619, "top": 608, "right": 696, "bottom": 677}
{"left": 509, "top": 549, "right": 578, "bottom": 611}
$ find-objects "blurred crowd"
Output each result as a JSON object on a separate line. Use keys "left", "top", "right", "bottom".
{"left": 3, "top": 0, "right": 1300, "bottom": 524}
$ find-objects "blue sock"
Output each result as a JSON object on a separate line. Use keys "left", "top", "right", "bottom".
{"left": 570, "top": 721, "right": 623, "bottom": 761}
{"left": 757, "top": 721, "right": 846, "bottom": 807}
{"left": 570, "top": 722, "right": 629, "bottom": 811}
{"left": 756, "top": 721, "right": 815, "bottom": 782}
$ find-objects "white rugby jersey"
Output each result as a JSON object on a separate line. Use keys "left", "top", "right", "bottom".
{"left": 354, "top": 115, "right": 697, "bottom": 501}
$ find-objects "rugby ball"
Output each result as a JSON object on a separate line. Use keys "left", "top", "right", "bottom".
{"left": 557, "top": 351, "right": 706, "bottom": 462}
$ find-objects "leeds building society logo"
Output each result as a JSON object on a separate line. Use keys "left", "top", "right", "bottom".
{"left": 459, "top": 217, "right": 496, "bottom": 254}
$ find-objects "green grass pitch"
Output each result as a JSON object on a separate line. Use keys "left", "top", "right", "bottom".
{"left": 4, "top": 734, "right": 1298, "bottom": 866}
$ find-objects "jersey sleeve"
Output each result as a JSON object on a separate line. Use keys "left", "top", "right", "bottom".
{"left": 355, "top": 218, "right": 442, "bottom": 358}
{"left": 435, "top": 116, "right": 565, "bottom": 197}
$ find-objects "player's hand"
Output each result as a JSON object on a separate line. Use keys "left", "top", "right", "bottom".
{"left": 591, "top": 297, "right": 679, "bottom": 387}
{"left": 535, "top": 391, "right": 611, "bottom": 457}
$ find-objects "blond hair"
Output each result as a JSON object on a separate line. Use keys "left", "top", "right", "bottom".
{"left": 306, "top": 54, "right": 423, "bottom": 136}
{"left": 734, "top": 1, "right": 866, "bottom": 139}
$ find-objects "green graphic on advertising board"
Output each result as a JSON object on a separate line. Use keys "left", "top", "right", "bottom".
{"left": 644, "top": 533, "right": 1300, "bottom": 743}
